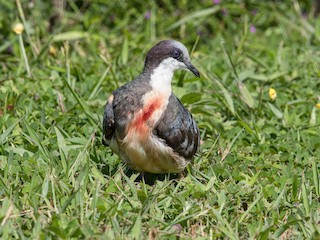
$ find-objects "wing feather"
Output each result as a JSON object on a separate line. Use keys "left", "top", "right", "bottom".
{"left": 102, "top": 95, "right": 115, "bottom": 146}
{"left": 153, "top": 94, "right": 200, "bottom": 160}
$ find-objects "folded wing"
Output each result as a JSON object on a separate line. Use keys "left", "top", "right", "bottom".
{"left": 153, "top": 94, "right": 200, "bottom": 160}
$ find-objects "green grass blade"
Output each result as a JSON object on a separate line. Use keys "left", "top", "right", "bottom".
{"left": 211, "top": 208, "right": 238, "bottom": 240}
{"left": 121, "top": 36, "right": 129, "bottom": 65}
{"left": 312, "top": 158, "right": 319, "bottom": 197}
{"left": 88, "top": 65, "right": 111, "bottom": 100}
{"left": 239, "top": 193, "right": 263, "bottom": 223}
{"left": 61, "top": 75, "right": 99, "bottom": 127}
{"left": 52, "top": 31, "right": 89, "bottom": 42}
{"left": 54, "top": 127, "right": 68, "bottom": 174}
{"left": 167, "top": 7, "right": 220, "bottom": 30}
{"left": 22, "top": 120, "right": 51, "bottom": 161}
{"left": 267, "top": 102, "right": 283, "bottom": 119}
{"left": 301, "top": 176, "right": 310, "bottom": 217}
{"left": 0, "top": 120, "right": 20, "bottom": 144}
{"left": 130, "top": 214, "right": 142, "bottom": 239}
{"left": 238, "top": 81, "right": 255, "bottom": 109}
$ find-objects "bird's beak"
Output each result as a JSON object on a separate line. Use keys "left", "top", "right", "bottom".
{"left": 184, "top": 61, "right": 200, "bottom": 78}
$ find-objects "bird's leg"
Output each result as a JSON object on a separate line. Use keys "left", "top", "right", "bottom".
{"left": 179, "top": 171, "right": 186, "bottom": 179}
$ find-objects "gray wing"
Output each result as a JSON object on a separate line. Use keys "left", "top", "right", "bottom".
{"left": 102, "top": 75, "right": 151, "bottom": 145}
{"left": 153, "top": 94, "right": 200, "bottom": 160}
{"left": 102, "top": 95, "right": 115, "bottom": 146}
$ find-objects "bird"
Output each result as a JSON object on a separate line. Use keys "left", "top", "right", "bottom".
{"left": 102, "top": 40, "right": 200, "bottom": 174}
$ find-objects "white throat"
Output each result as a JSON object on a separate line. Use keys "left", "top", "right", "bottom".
{"left": 149, "top": 57, "right": 185, "bottom": 95}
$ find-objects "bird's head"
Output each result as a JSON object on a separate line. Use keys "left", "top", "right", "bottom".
{"left": 143, "top": 40, "right": 200, "bottom": 78}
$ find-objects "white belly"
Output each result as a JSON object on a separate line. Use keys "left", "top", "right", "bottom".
{"left": 116, "top": 132, "right": 188, "bottom": 173}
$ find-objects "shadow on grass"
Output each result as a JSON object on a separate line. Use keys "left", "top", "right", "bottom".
{"left": 124, "top": 168, "right": 181, "bottom": 185}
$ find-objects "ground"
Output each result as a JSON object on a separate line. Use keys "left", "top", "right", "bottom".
{"left": 0, "top": 0, "right": 320, "bottom": 239}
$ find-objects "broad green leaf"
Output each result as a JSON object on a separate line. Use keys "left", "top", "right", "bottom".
{"left": 292, "top": 173, "right": 299, "bottom": 200}
{"left": 238, "top": 81, "right": 255, "bottom": 109}
{"left": 167, "top": 7, "right": 220, "bottom": 30}
{"left": 52, "top": 31, "right": 89, "bottom": 42}
{"left": 54, "top": 126, "right": 68, "bottom": 161}
{"left": 122, "top": 36, "right": 129, "bottom": 65}
{"left": 0, "top": 120, "right": 20, "bottom": 144}
{"left": 309, "top": 106, "right": 316, "bottom": 126}
{"left": 180, "top": 92, "right": 202, "bottom": 105}
{"left": 268, "top": 71, "right": 288, "bottom": 81}
{"left": 221, "top": 87, "right": 235, "bottom": 115}
{"left": 209, "top": 73, "right": 235, "bottom": 115}
{"left": 4, "top": 147, "right": 34, "bottom": 156}
{"left": 41, "top": 177, "right": 49, "bottom": 199}
{"left": 301, "top": 178, "right": 310, "bottom": 216}
{"left": 131, "top": 214, "right": 142, "bottom": 239}
{"left": 267, "top": 102, "right": 283, "bottom": 119}
{"left": 312, "top": 159, "right": 319, "bottom": 197}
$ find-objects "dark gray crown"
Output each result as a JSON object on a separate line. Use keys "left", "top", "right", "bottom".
{"left": 143, "top": 40, "right": 190, "bottom": 72}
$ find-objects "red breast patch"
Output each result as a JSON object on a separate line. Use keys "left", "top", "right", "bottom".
{"left": 128, "top": 98, "right": 162, "bottom": 138}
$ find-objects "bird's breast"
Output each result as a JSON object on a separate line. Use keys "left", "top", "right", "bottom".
{"left": 126, "top": 94, "right": 168, "bottom": 140}
{"left": 120, "top": 91, "right": 188, "bottom": 173}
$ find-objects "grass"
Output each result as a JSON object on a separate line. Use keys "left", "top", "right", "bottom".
{"left": 0, "top": 0, "right": 320, "bottom": 239}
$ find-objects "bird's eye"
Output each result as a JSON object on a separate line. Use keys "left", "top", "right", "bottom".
{"left": 172, "top": 50, "right": 181, "bottom": 59}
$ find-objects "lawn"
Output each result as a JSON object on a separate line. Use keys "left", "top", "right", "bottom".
{"left": 0, "top": 0, "right": 320, "bottom": 239}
